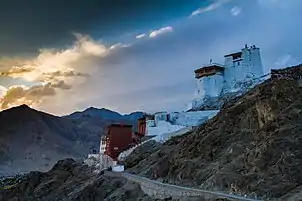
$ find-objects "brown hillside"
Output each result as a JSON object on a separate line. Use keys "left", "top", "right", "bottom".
{"left": 127, "top": 71, "right": 302, "bottom": 199}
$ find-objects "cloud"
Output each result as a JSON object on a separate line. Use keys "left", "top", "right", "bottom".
{"left": 1, "top": 0, "right": 302, "bottom": 115}
{"left": 0, "top": 66, "right": 35, "bottom": 77}
{"left": 0, "top": 86, "right": 6, "bottom": 97}
{"left": 136, "top": 33, "right": 146, "bottom": 39}
{"left": 50, "top": 80, "right": 72, "bottom": 90}
{"left": 273, "top": 54, "right": 300, "bottom": 68}
{"left": 109, "top": 43, "right": 131, "bottom": 50}
{"left": 190, "top": 0, "right": 232, "bottom": 17}
{"left": 0, "top": 84, "right": 55, "bottom": 110}
{"left": 149, "top": 26, "right": 173, "bottom": 38}
{"left": 230, "top": 6, "right": 241, "bottom": 16}
{"left": 0, "top": 34, "right": 112, "bottom": 110}
{"left": 39, "top": 69, "right": 89, "bottom": 83}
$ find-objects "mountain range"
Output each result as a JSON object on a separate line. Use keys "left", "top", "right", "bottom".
{"left": 0, "top": 105, "right": 144, "bottom": 177}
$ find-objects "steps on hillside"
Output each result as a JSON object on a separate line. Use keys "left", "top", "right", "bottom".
{"left": 118, "top": 138, "right": 153, "bottom": 161}
{"left": 118, "top": 126, "right": 194, "bottom": 161}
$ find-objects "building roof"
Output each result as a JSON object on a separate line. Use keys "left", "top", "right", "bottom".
{"left": 109, "top": 124, "right": 133, "bottom": 128}
{"left": 138, "top": 117, "right": 146, "bottom": 121}
{"left": 224, "top": 51, "right": 242, "bottom": 58}
{"left": 154, "top": 111, "right": 168, "bottom": 115}
{"left": 194, "top": 65, "right": 224, "bottom": 73}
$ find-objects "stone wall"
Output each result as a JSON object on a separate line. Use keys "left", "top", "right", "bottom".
{"left": 122, "top": 173, "right": 259, "bottom": 201}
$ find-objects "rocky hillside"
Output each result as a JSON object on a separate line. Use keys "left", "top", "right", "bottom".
{"left": 0, "top": 159, "right": 151, "bottom": 201}
{"left": 0, "top": 158, "right": 229, "bottom": 201}
{"left": 126, "top": 74, "right": 302, "bottom": 200}
{"left": 124, "top": 140, "right": 162, "bottom": 170}
{"left": 0, "top": 105, "right": 100, "bottom": 177}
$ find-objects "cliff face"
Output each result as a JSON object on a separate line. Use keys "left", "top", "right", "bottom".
{"left": 126, "top": 76, "right": 302, "bottom": 199}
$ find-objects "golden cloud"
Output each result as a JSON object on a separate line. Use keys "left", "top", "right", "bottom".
{"left": 0, "top": 34, "right": 112, "bottom": 111}
{"left": 0, "top": 65, "right": 35, "bottom": 77}
{"left": 0, "top": 84, "right": 55, "bottom": 110}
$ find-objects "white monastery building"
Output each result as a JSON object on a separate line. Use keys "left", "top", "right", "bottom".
{"left": 86, "top": 44, "right": 266, "bottom": 171}
{"left": 191, "top": 44, "right": 264, "bottom": 109}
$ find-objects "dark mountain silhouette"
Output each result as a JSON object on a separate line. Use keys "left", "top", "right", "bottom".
{"left": 0, "top": 105, "right": 144, "bottom": 177}
{"left": 64, "top": 107, "right": 144, "bottom": 134}
{"left": 65, "top": 107, "right": 144, "bottom": 121}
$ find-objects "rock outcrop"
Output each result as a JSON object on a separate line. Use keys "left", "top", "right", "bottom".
{"left": 0, "top": 158, "right": 150, "bottom": 201}
{"left": 124, "top": 140, "right": 162, "bottom": 169}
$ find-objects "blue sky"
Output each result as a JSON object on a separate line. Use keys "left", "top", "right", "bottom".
{"left": 0, "top": 0, "right": 301, "bottom": 115}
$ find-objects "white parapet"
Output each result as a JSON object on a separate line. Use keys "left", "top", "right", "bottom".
{"left": 146, "top": 120, "right": 185, "bottom": 136}
{"left": 112, "top": 165, "right": 125, "bottom": 172}
{"left": 174, "top": 110, "right": 219, "bottom": 126}
{"left": 87, "top": 154, "right": 99, "bottom": 159}
{"left": 153, "top": 126, "right": 194, "bottom": 142}
{"left": 99, "top": 154, "right": 115, "bottom": 170}
{"left": 118, "top": 138, "right": 153, "bottom": 161}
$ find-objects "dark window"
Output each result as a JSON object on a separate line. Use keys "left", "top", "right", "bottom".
{"left": 233, "top": 55, "right": 241, "bottom": 60}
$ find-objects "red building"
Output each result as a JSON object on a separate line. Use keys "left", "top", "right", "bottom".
{"left": 137, "top": 117, "right": 146, "bottom": 136}
{"left": 104, "top": 124, "right": 133, "bottom": 160}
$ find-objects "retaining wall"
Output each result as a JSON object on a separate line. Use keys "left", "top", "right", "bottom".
{"left": 122, "top": 173, "right": 260, "bottom": 201}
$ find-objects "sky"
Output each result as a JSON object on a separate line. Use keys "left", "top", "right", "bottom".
{"left": 0, "top": 0, "right": 301, "bottom": 115}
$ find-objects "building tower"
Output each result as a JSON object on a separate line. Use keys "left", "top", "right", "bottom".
{"left": 223, "top": 44, "right": 264, "bottom": 91}
{"left": 192, "top": 63, "right": 225, "bottom": 108}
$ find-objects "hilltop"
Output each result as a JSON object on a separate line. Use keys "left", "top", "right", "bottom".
{"left": 65, "top": 107, "right": 144, "bottom": 133}
{"left": 126, "top": 65, "right": 302, "bottom": 200}
{"left": 0, "top": 105, "right": 143, "bottom": 177}
{"left": 0, "top": 105, "right": 95, "bottom": 177}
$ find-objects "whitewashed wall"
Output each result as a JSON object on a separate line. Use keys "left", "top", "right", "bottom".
{"left": 249, "top": 47, "right": 264, "bottom": 78}
{"left": 154, "top": 112, "right": 168, "bottom": 125}
{"left": 195, "top": 72, "right": 224, "bottom": 99}
{"left": 146, "top": 120, "right": 156, "bottom": 127}
{"left": 224, "top": 46, "right": 264, "bottom": 91}
{"left": 174, "top": 110, "right": 219, "bottom": 126}
{"left": 146, "top": 120, "right": 185, "bottom": 136}
{"left": 112, "top": 165, "right": 124, "bottom": 172}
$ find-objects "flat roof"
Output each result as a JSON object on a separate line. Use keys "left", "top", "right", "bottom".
{"left": 224, "top": 51, "right": 242, "bottom": 58}
{"left": 194, "top": 65, "right": 224, "bottom": 73}
{"left": 109, "top": 124, "right": 133, "bottom": 128}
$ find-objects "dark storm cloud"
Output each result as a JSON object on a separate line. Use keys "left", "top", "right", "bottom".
{"left": 0, "top": 0, "right": 209, "bottom": 55}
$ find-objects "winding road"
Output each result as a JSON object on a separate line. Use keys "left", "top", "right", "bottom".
{"left": 121, "top": 173, "right": 262, "bottom": 201}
